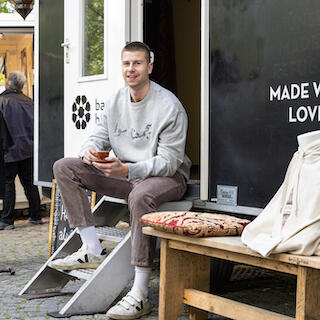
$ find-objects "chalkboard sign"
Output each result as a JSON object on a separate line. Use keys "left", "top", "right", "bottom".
{"left": 48, "top": 180, "right": 96, "bottom": 256}
{"left": 209, "top": 0, "right": 320, "bottom": 210}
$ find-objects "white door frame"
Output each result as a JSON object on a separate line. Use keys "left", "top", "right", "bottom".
{"left": 200, "top": 0, "right": 210, "bottom": 201}
{"left": 33, "top": 0, "right": 42, "bottom": 184}
{"left": 130, "top": 0, "right": 143, "bottom": 41}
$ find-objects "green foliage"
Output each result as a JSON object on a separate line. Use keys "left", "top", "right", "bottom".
{"left": 0, "top": 0, "right": 14, "bottom": 13}
{"left": 83, "top": 0, "right": 104, "bottom": 76}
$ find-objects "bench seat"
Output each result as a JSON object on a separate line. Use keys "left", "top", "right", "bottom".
{"left": 143, "top": 226, "right": 320, "bottom": 320}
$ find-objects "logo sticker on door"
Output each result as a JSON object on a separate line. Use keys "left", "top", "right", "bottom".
{"left": 72, "top": 95, "right": 91, "bottom": 129}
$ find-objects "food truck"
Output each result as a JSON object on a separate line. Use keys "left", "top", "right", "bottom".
{"left": 34, "top": 0, "right": 320, "bottom": 217}
{"left": 13, "top": 0, "right": 320, "bottom": 312}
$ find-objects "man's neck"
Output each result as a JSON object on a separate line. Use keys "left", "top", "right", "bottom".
{"left": 130, "top": 81, "right": 151, "bottom": 103}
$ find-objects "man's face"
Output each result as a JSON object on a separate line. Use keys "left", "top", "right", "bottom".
{"left": 121, "top": 50, "right": 153, "bottom": 90}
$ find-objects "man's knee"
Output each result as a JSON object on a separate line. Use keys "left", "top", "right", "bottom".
{"left": 53, "top": 158, "right": 77, "bottom": 178}
{"left": 53, "top": 158, "right": 65, "bottom": 178}
{"left": 128, "top": 188, "right": 156, "bottom": 215}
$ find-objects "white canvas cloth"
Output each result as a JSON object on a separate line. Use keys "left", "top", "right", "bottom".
{"left": 241, "top": 133, "right": 320, "bottom": 257}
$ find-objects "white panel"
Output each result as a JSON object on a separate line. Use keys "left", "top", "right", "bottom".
{"left": 200, "top": 0, "right": 210, "bottom": 200}
{"left": 130, "top": 0, "right": 143, "bottom": 41}
{"left": 34, "top": 0, "right": 40, "bottom": 183}
{"left": 64, "top": 0, "right": 129, "bottom": 157}
{"left": 0, "top": 11, "right": 34, "bottom": 27}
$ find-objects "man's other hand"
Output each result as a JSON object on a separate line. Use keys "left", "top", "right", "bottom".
{"left": 92, "top": 157, "right": 129, "bottom": 177}
{"left": 82, "top": 147, "right": 100, "bottom": 165}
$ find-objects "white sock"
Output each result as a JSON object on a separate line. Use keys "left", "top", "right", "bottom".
{"left": 132, "top": 266, "right": 152, "bottom": 298}
{"left": 78, "top": 226, "right": 102, "bottom": 255}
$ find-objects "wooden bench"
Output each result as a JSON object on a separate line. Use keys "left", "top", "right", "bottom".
{"left": 143, "top": 226, "right": 320, "bottom": 320}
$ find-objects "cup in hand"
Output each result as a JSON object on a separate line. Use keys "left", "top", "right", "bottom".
{"left": 97, "top": 151, "right": 109, "bottom": 162}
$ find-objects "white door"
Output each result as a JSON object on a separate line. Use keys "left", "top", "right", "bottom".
{"left": 63, "top": 0, "right": 143, "bottom": 157}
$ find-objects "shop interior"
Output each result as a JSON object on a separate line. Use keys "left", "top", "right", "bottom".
{"left": 143, "top": 0, "right": 201, "bottom": 180}
{"left": 0, "top": 32, "right": 34, "bottom": 98}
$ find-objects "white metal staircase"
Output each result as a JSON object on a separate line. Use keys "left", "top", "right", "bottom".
{"left": 18, "top": 195, "right": 193, "bottom": 317}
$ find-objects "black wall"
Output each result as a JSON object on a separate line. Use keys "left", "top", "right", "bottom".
{"left": 143, "top": 0, "right": 177, "bottom": 94}
{"left": 209, "top": 0, "right": 320, "bottom": 208}
{"left": 38, "top": 0, "right": 64, "bottom": 183}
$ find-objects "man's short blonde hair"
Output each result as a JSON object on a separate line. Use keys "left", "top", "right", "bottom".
{"left": 122, "top": 41, "right": 151, "bottom": 62}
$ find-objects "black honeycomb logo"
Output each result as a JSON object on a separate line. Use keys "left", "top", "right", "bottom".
{"left": 72, "top": 95, "right": 91, "bottom": 129}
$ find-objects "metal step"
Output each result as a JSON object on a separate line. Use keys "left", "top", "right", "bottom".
{"left": 18, "top": 196, "right": 193, "bottom": 316}
{"left": 51, "top": 226, "right": 129, "bottom": 281}
{"left": 47, "top": 231, "right": 134, "bottom": 317}
{"left": 65, "top": 268, "right": 95, "bottom": 281}
{"left": 96, "top": 226, "right": 128, "bottom": 242}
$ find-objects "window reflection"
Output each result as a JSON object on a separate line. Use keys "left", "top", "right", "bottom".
{"left": 83, "top": 0, "right": 104, "bottom": 76}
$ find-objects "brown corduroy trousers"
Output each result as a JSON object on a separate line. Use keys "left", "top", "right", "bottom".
{"left": 53, "top": 158, "right": 187, "bottom": 267}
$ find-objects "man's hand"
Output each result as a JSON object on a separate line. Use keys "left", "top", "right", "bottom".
{"left": 82, "top": 147, "right": 100, "bottom": 165}
{"left": 93, "top": 157, "right": 129, "bottom": 177}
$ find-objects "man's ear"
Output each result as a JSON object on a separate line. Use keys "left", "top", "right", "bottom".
{"left": 148, "top": 62, "right": 153, "bottom": 75}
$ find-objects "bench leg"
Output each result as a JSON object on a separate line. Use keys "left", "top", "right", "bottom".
{"left": 296, "top": 267, "right": 320, "bottom": 320}
{"left": 158, "top": 239, "right": 210, "bottom": 320}
{"left": 189, "top": 307, "right": 209, "bottom": 320}
{"left": 188, "top": 255, "right": 210, "bottom": 320}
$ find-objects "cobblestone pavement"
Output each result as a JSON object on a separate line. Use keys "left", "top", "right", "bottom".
{"left": 0, "top": 214, "right": 296, "bottom": 320}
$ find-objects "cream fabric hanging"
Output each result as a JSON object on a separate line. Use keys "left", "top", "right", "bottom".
{"left": 241, "top": 131, "right": 320, "bottom": 257}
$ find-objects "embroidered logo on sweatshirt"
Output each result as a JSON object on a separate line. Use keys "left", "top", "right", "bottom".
{"left": 72, "top": 95, "right": 91, "bottom": 129}
{"left": 114, "top": 122, "right": 152, "bottom": 140}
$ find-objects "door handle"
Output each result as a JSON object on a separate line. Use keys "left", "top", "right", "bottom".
{"left": 61, "top": 38, "right": 70, "bottom": 64}
{"left": 61, "top": 42, "right": 70, "bottom": 48}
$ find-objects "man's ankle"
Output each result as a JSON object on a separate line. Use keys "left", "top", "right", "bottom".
{"left": 132, "top": 266, "right": 152, "bottom": 298}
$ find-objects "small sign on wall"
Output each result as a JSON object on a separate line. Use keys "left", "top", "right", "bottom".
{"left": 217, "top": 185, "right": 238, "bottom": 206}
{"left": 48, "top": 179, "right": 96, "bottom": 257}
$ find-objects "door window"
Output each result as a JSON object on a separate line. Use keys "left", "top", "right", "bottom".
{"left": 82, "top": 0, "right": 104, "bottom": 77}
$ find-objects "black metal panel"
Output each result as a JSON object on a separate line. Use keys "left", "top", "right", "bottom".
{"left": 209, "top": 0, "right": 320, "bottom": 208}
{"left": 38, "top": 0, "right": 64, "bottom": 183}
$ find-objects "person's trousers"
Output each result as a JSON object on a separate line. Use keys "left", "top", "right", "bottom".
{"left": 53, "top": 158, "right": 187, "bottom": 267}
{"left": 1, "top": 157, "right": 41, "bottom": 225}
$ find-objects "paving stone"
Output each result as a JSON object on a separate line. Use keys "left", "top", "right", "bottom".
{"left": 0, "top": 214, "right": 296, "bottom": 320}
{"left": 0, "top": 216, "right": 170, "bottom": 319}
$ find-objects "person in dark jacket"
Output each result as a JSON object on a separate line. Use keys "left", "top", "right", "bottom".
{"left": 0, "top": 109, "right": 13, "bottom": 199}
{"left": 0, "top": 71, "right": 41, "bottom": 230}
{"left": 0, "top": 110, "right": 13, "bottom": 199}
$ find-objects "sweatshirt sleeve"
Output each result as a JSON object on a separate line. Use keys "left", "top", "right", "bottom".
{"left": 78, "top": 110, "right": 111, "bottom": 156}
{"left": 127, "top": 109, "right": 188, "bottom": 180}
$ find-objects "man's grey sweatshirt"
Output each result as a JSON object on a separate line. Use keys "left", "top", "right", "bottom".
{"left": 79, "top": 81, "right": 191, "bottom": 181}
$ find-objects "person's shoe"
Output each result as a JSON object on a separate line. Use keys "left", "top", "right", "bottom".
{"left": 49, "top": 244, "right": 107, "bottom": 270}
{"left": 0, "top": 221, "right": 14, "bottom": 230}
{"left": 106, "top": 288, "right": 152, "bottom": 319}
{"left": 29, "top": 218, "right": 43, "bottom": 225}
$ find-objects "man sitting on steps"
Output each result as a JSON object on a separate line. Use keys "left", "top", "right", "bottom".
{"left": 50, "top": 41, "right": 191, "bottom": 320}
